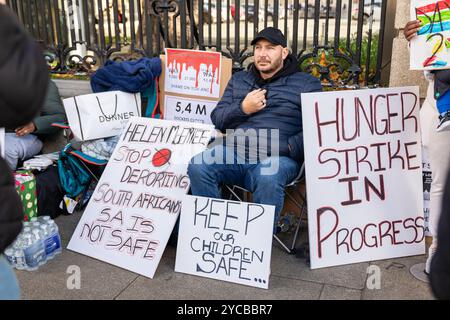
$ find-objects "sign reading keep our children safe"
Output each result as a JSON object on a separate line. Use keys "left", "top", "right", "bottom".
{"left": 175, "top": 195, "right": 275, "bottom": 289}
{"left": 410, "top": 0, "right": 450, "bottom": 70}
{"left": 67, "top": 117, "right": 214, "bottom": 278}
{"left": 301, "top": 87, "right": 425, "bottom": 269}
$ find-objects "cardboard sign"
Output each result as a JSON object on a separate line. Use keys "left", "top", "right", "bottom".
{"left": 175, "top": 195, "right": 274, "bottom": 289}
{"left": 410, "top": 0, "right": 450, "bottom": 70}
{"left": 63, "top": 91, "right": 141, "bottom": 141}
{"left": 164, "top": 95, "right": 217, "bottom": 125}
{"left": 67, "top": 117, "right": 214, "bottom": 278}
{"left": 159, "top": 53, "right": 232, "bottom": 122}
{"left": 164, "top": 48, "right": 222, "bottom": 98}
{"left": 422, "top": 147, "right": 432, "bottom": 237}
{"left": 301, "top": 87, "right": 425, "bottom": 269}
{"left": 0, "top": 128, "right": 4, "bottom": 158}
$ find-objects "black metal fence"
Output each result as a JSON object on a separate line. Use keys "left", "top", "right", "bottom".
{"left": 6, "top": 0, "right": 393, "bottom": 88}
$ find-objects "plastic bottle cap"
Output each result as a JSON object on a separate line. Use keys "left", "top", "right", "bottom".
{"left": 23, "top": 227, "right": 31, "bottom": 232}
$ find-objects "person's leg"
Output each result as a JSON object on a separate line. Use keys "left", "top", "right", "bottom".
{"left": 4, "top": 133, "right": 43, "bottom": 170}
{"left": 0, "top": 255, "right": 20, "bottom": 300}
{"left": 244, "top": 156, "right": 300, "bottom": 233}
{"left": 421, "top": 86, "right": 450, "bottom": 274}
{"left": 188, "top": 145, "right": 246, "bottom": 199}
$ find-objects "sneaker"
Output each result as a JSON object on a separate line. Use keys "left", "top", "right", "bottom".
{"left": 437, "top": 112, "right": 450, "bottom": 132}
{"left": 425, "top": 244, "right": 437, "bottom": 274}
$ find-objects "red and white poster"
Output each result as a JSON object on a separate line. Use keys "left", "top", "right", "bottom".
{"left": 164, "top": 48, "right": 222, "bottom": 98}
{"left": 301, "top": 87, "right": 425, "bottom": 269}
{"left": 67, "top": 117, "right": 214, "bottom": 278}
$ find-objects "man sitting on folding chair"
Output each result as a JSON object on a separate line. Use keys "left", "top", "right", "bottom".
{"left": 187, "top": 27, "right": 322, "bottom": 235}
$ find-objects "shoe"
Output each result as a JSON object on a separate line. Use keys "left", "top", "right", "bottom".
{"left": 425, "top": 243, "right": 437, "bottom": 274}
{"left": 437, "top": 112, "right": 450, "bottom": 132}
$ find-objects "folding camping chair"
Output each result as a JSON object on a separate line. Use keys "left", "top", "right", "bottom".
{"left": 225, "top": 162, "right": 307, "bottom": 254}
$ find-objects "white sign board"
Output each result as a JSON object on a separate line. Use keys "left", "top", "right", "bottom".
{"left": 67, "top": 117, "right": 214, "bottom": 278}
{"left": 164, "top": 48, "right": 222, "bottom": 98}
{"left": 175, "top": 195, "right": 275, "bottom": 289}
{"left": 164, "top": 95, "right": 217, "bottom": 125}
{"left": 422, "top": 147, "right": 432, "bottom": 237}
{"left": 301, "top": 87, "right": 425, "bottom": 269}
{"left": 410, "top": 0, "right": 450, "bottom": 70}
{"left": 0, "top": 128, "right": 4, "bottom": 158}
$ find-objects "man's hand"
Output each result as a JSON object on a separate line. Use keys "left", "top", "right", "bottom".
{"left": 241, "top": 89, "right": 267, "bottom": 115}
{"left": 404, "top": 20, "right": 422, "bottom": 42}
{"left": 15, "top": 122, "right": 36, "bottom": 137}
{"left": 0, "top": 0, "right": 6, "bottom": 5}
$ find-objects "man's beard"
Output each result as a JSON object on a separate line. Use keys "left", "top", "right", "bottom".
{"left": 257, "top": 57, "right": 283, "bottom": 74}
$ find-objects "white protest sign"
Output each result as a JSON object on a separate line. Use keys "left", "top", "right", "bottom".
{"left": 301, "top": 87, "right": 425, "bottom": 269}
{"left": 422, "top": 147, "right": 432, "bottom": 237}
{"left": 67, "top": 117, "right": 214, "bottom": 278}
{"left": 410, "top": 0, "right": 450, "bottom": 70}
{"left": 164, "top": 95, "right": 216, "bottom": 125}
{"left": 175, "top": 195, "right": 274, "bottom": 289}
{"left": 164, "top": 48, "right": 222, "bottom": 98}
{"left": 0, "top": 128, "right": 4, "bottom": 158}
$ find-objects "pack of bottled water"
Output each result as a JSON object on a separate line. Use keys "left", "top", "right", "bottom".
{"left": 4, "top": 216, "right": 62, "bottom": 271}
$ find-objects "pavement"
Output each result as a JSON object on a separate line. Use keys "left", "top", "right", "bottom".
{"left": 13, "top": 210, "right": 435, "bottom": 300}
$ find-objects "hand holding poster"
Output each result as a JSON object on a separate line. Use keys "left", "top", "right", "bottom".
{"left": 175, "top": 195, "right": 274, "bottom": 289}
{"left": 67, "top": 117, "right": 214, "bottom": 278}
{"left": 410, "top": 0, "right": 450, "bottom": 70}
{"left": 301, "top": 87, "right": 425, "bottom": 269}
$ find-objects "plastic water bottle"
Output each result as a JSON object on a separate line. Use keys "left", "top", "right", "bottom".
{"left": 44, "top": 219, "right": 62, "bottom": 257}
{"left": 11, "top": 234, "right": 27, "bottom": 270}
{"left": 38, "top": 216, "right": 51, "bottom": 225}
{"left": 32, "top": 228, "right": 47, "bottom": 265}
{"left": 22, "top": 227, "right": 46, "bottom": 271}
{"left": 4, "top": 248, "right": 16, "bottom": 267}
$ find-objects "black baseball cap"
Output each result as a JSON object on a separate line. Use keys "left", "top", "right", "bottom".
{"left": 251, "top": 27, "right": 287, "bottom": 47}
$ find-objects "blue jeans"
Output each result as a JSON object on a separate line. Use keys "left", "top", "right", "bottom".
{"left": 188, "top": 145, "right": 300, "bottom": 233}
{"left": 0, "top": 255, "right": 20, "bottom": 300}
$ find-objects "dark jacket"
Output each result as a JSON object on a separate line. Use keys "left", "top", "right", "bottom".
{"left": 430, "top": 167, "right": 450, "bottom": 299}
{"left": 211, "top": 54, "right": 322, "bottom": 162}
{"left": 33, "top": 80, "right": 67, "bottom": 136}
{"left": 0, "top": 4, "right": 48, "bottom": 253}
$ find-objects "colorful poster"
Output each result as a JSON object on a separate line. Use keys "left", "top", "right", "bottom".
{"left": 67, "top": 117, "right": 214, "bottom": 278}
{"left": 164, "top": 48, "right": 222, "bottom": 98}
{"left": 410, "top": 0, "right": 450, "bottom": 70}
{"left": 301, "top": 87, "right": 425, "bottom": 269}
{"left": 164, "top": 95, "right": 217, "bottom": 125}
{"left": 175, "top": 195, "right": 275, "bottom": 289}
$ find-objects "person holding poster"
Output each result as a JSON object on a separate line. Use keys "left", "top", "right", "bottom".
{"left": 405, "top": 19, "right": 450, "bottom": 274}
{"left": 0, "top": 1, "right": 49, "bottom": 299}
{"left": 188, "top": 27, "right": 322, "bottom": 233}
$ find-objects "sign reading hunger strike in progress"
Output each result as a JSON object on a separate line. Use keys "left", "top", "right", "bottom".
{"left": 301, "top": 87, "right": 425, "bottom": 269}
{"left": 67, "top": 117, "right": 214, "bottom": 278}
{"left": 175, "top": 195, "right": 275, "bottom": 289}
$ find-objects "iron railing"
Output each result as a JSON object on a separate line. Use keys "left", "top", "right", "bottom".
{"left": 6, "top": 0, "right": 391, "bottom": 88}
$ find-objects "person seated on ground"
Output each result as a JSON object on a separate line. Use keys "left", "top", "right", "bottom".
{"left": 4, "top": 79, "right": 66, "bottom": 170}
{"left": 187, "top": 27, "right": 322, "bottom": 233}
